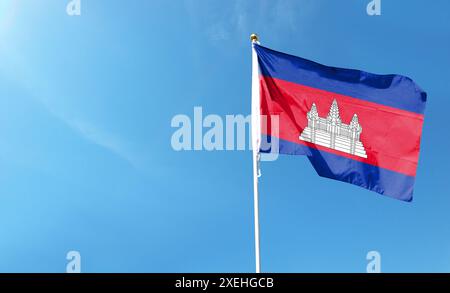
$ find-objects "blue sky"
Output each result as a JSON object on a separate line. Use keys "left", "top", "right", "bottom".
{"left": 0, "top": 0, "right": 449, "bottom": 272}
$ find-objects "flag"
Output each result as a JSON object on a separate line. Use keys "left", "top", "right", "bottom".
{"left": 254, "top": 44, "right": 427, "bottom": 202}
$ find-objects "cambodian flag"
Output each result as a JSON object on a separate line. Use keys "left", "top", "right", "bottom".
{"left": 254, "top": 44, "right": 427, "bottom": 202}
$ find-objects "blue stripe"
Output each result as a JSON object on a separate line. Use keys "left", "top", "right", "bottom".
{"left": 255, "top": 44, "right": 427, "bottom": 114}
{"left": 261, "top": 136, "right": 416, "bottom": 202}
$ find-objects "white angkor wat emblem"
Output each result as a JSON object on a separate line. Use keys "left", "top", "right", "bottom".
{"left": 299, "top": 99, "right": 367, "bottom": 158}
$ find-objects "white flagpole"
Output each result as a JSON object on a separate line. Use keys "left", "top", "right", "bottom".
{"left": 250, "top": 33, "right": 261, "bottom": 273}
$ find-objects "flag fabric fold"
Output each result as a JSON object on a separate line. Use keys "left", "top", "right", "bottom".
{"left": 255, "top": 44, "right": 427, "bottom": 202}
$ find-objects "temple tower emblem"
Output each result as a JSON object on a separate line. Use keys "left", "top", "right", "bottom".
{"left": 299, "top": 99, "right": 367, "bottom": 158}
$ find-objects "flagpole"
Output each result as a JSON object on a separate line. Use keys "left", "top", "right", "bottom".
{"left": 250, "top": 33, "right": 261, "bottom": 273}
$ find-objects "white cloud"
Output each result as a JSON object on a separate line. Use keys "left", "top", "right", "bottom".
{"left": 64, "top": 118, "right": 139, "bottom": 167}
{"left": 0, "top": 44, "right": 140, "bottom": 168}
{"left": 33, "top": 95, "right": 141, "bottom": 168}
{"left": 183, "top": 0, "right": 319, "bottom": 44}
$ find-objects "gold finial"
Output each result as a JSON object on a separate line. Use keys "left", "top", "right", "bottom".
{"left": 250, "top": 33, "right": 259, "bottom": 43}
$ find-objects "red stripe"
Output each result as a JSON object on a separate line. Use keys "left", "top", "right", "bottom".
{"left": 260, "top": 76, "right": 424, "bottom": 177}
